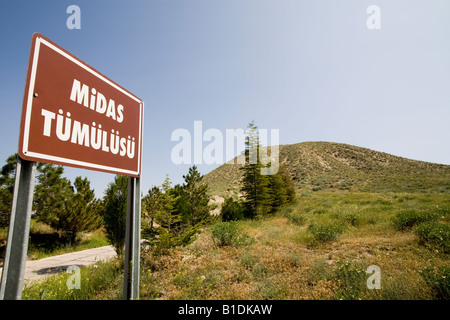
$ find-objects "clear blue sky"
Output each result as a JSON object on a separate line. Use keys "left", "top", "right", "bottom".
{"left": 1, "top": 0, "right": 449, "bottom": 197}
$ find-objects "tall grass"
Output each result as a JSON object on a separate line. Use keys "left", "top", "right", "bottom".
{"left": 21, "top": 189, "right": 450, "bottom": 300}
{"left": 28, "top": 229, "right": 109, "bottom": 260}
{"left": 22, "top": 259, "right": 123, "bottom": 300}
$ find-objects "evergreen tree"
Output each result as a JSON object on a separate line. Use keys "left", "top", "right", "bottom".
{"left": 156, "top": 175, "right": 181, "bottom": 233}
{"left": 239, "top": 123, "right": 297, "bottom": 218}
{"left": 33, "top": 163, "right": 73, "bottom": 231}
{"left": 143, "top": 170, "right": 211, "bottom": 251}
{"left": 103, "top": 175, "right": 128, "bottom": 256}
{"left": 279, "top": 163, "right": 296, "bottom": 205}
{"left": 181, "top": 165, "right": 210, "bottom": 226}
{"left": 240, "top": 121, "right": 270, "bottom": 218}
{"left": 62, "top": 177, "right": 103, "bottom": 244}
{"left": 221, "top": 197, "right": 243, "bottom": 221}
{"left": 0, "top": 154, "right": 17, "bottom": 228}
{"left": 142, "top": 185, "right": 162, "bottom": 231}
{"left": 153, "top": 175, "right": 183, "bottom": 250}
{"left": 171, "top": 184, "right": 190, "bottom": 224}
{"left": 267, "top": 163, "right": 297, "bottom": 212}
{"left": 2, "top": 157, "right": 103, "bottom": 243}
{"left": 267, "top": 172, "right": 288, "bottom": 214}
{"left": 33, "top": 164, "right": 103, "bottom": 243}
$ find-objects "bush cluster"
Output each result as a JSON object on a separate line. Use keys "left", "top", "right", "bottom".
{"left": 342, "top": 213, "right": 359, "bottom": 226}
{"left": 308, "top": 223, "right": 345, "bottom": 243}
{"left": 419, "top": 265, "right": 450, "bottom": 299}
{"left": 392, "top": 210, "right": 440, "bottom": 231}
{"left": 285, "top": 212, "right": 308, "bottom": 226}
{"left": 210, "top": 221, "right": 254, "bottom": 247}
{"left": 413, "top": 222, "right": 450, "bottom": 253}
{"left": 334, "top": 260, "right": 367, "bottom": 300}
{"left": 221, "top": 198, "right": 244, "bottom": 222}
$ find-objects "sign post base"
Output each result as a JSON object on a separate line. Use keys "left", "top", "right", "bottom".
{"left": 0, "top": 156, "right": 36, "bottom": 300}
{"left": 123, "top": 176, "right": 141, "bottom": 300}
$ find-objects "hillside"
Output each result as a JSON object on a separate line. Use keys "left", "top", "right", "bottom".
{"left": 21, "top": 141, "right": 450, "bottom": 300}
{"left": 203, "top": 141, "right": 450, "bottom": 196}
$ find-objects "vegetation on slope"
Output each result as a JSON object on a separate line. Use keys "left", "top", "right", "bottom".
{"left": 22, "top": 189, "right": 450, "bottom": 300}
{"left": 203, "top": 141, "right": 450, "bottom": 196}
{"left": 16, "top": 141, "right": 450, "bottom": 300}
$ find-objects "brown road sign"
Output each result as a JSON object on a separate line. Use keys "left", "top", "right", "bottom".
{"left": 18, "top": 33, "right": 143, "bottom": 177}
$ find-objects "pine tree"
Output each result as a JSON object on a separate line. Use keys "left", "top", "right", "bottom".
{"left": 143, "top": 170, "right": 211, "bottom": 251}
{"left": 33, "top": 164, "right": 103, "bottom": 244}
{"left": 62, "top": 177, "right": 103, "bottom": 244}
{"left": 2, "top": 157, "right": 103, "bottom": 243}
{"left": 240, "top": 121, "right": 270, "bottom": 218}
{"left": 279, "top": 163, "right": 296, "bottom": 204}
{"left": 171, "top": 184, "right": 190, "bottom": 223}
{"left": 267, "top": 172, "right": 288, "bottom": 214}
{"left": 33, "top": 163, "right": 73, "bottom": 232}
{"left": 181, "top": 165, "right": 210, "bottom": 226}
{"left": 156, "top": 175, "right": 181, "bottom": 233}
{"left": 103, "top": 175, "right": 128, "bottom": 256}
{"left": 267, "top": 163, "right": 296, "bottom": 213}
{"left": 239, "top": 122, "right": 297, "bottom": 218}
{"left": 0, "top": 154, "right": 17, "bottom": 228}
{"left": 153, "top": 175, "right": 183, "bottom": 250}
{"left": 142, "top": 185, "right": 162, "bottom": 231}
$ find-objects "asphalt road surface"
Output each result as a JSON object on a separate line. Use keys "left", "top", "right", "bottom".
{"left": 0, "top": 245, "right": 117, "bottom": 283}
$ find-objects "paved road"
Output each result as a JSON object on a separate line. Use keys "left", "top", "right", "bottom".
{"left": 0, "top": 245, "right": 117, "bottom": 282}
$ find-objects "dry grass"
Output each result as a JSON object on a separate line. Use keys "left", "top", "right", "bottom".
{"left": 138, "top": 190, "right": 449, "bottom": 300}
{"left": 21, "top": 189, "right": 449, "bottom": 300}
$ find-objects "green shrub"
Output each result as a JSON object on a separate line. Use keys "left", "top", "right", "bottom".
{"left": 210, "top": 222, "right": 253, "bottom": 247}
{"left": 392, "top": 210, "right": 440, "bottom": 231}
{"left": 343, "top": 213, "right": 359, "bottom": 226}
{"left": 413, "top": 222, "right": 450, "bottom": 253}
{"left": 419, "top": 265, "right": 450, "bottom": 299}
{"left": 308, "top": 223, "right": 345, "bottom": 243}
{"left": 240, "top": 251, "right": 267, "bottom": 279}
{"left": 221, "top": 197, "right": 244, "bottom": 221}
{"left": 286, "top": 213, "right": 308, "bottom": 226}
{"left": 334, "top": 260, "right": 367, "bottom": 300}
{"left": 280, "top": 207, "right": 294, "bottom": 216}
{"left": 210, "top": 222, "right": 237, "bottom": 246}
{"left": 433, "top": 205, "right": 450, "bottom": 217}
{"left": 306, "top": 259, "right": 334, "bottom": 286}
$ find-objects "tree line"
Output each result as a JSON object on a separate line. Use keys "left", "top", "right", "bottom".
{"left": 0, "top": 154, "right": 212, "bottom": 256}
{"left": 139, "top": 121, "right": 296, "bottom": 252}
{"left": 0, "top": 154, "right": 103, "bottom": 245}
{"left": 0, "top": 121, "right": 296, "bottom": 256}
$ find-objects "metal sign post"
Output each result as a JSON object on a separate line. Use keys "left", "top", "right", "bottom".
{"left": 123, "top": 176, "right": 141, "bottom": 300}
{"left": 0, "top": 157, "right": 36, "bottom": 300}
